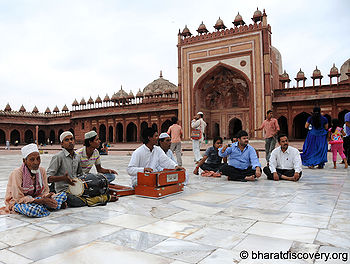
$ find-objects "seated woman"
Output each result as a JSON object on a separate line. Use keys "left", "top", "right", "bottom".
{"left": 193, "top": 136, "right": 227, "bottom": 177}
{"left": 0, "top": 144, "right": 67, "bottom": 217}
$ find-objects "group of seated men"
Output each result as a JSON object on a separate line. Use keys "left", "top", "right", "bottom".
{"left": 0, "top": 127, "right": 302, "bottom": 218}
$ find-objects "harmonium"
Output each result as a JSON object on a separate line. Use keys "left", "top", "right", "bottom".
{"left": 108, "top": 184, "right": 135, "bottom": 197}
{"left": 135, "top": 169, "right": 186, "bottom": 198}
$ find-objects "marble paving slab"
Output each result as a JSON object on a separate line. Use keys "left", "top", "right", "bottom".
{"left": 0, "top": 217, "right": 28, "bottom": 232}
{"left": 246, "top": 222, "right": 318, "bottom": 243}
{"left": 314, "top": 246, "right": 350, "bottom": 264}
{"left": 181, "top": 191, "right": 238, "bottom": 204}
{"left": 0, "top": 226, "right": 49, "bottom": 246}
{"left": 0, "top": 249, "right": 32, "bottom": 264}
{"left": 282, "top": 212, "right": 330, "bottom": 228}
{"left": 315, "top": 229, "right": 350, "bottom": 249}
{"left": 145, "top": 238, "right": 215, "bottom": 264}
{"left": 169, "top": 200, "right": 224, "bottom": 215}
{"left": 34, "top": 241, "right": 174, "bottom": 264}
{"left": 101, "top": 213, "right": 160, "bottom": 229}
{"left": 198, "top": 248, "right": 241, "bottom": 264}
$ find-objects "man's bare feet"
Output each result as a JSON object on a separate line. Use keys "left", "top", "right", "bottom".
{"left": 333, "top": 166, "right": 337, "bottom": 169}
{"left": 308, "top": 166, "right": 315, "bottom": 169}
{"left": 244, "top": 175, "right": 256, "bottom": 181}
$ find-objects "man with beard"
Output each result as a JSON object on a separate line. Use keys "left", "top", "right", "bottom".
{"left": 0, "top": 143, "right": 67, "bottom": 217}
{"left": 263, "top": 134, "right": 302, "bottom": 181}
{"left": 219, "top": 130, "right": 262, "bottom": 181}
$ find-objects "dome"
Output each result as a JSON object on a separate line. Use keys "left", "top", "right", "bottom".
{"left": 4, "top": 103, "right": 11, "bottom": 112}
{"left": 330, "top": 63, "right": 339, "bottom": 75}
{"left": 62, "top": 104, "right": 69, "bottom": 112}
{"left": 181, "top": 25, "right": 192, "bottom": 37}
{"left": 87, "top": 96, "right": 94, "bottom": 105}
{"left": 281, "top": 70, "right": 289, "bottom": 79}
{"left": 80, "top": 98, "right": 86, "bottom": 105}
{"left": 312, "top": 66, "right": 322, "bottom": 77}
{"left": 19, "top": 105, "right": 26, "bottom": 112}
{"left": 233, "top": 12, "right": 245, "bottom": 27}
{"left": 53, "top": 106, "right": 59, "bottom": 113}
{"left": 45, "top": 107, "right": 51, "bottom": 114}
{"left": 95, "top": 95, "right": 102, "bottom": 104}
{"left": 136, "top": 89, "right": 143, "bottom": 98}
{"left": 111, "top": 93, "right": 119, "bottom": 101}
{"left": 235, "top": 12, "right": 242, "bottom": 22}
{"left": 340, "top": 58, "right": 350, "bottom": 82}
{"left": 252, "top": 7, "right": 263, "bottom": 23}
{"left": 103, "top": 94, "right": 110, "bottom": 102}
{"left": 72, "top": 99, "right": 79, "bottom": 106}
{"left": 197, "top": 21, "right": 208, "bottom": 34}
{"left": 296, "top": 68, "right": 305, "bottom": 79}
{"left": 143, "top": 72, "right": 178, "bottom": 96}
{"left": 128, "top": 90, "right": 135, "bottom": 99}
{"left": 32, "top": 106, "right": 39, "bottom": 113}
{"left": 115, "top": 86, "right": 128, "bottom": 99}
{"left": 214, "top": 17, "right": 226, "bottom": 30}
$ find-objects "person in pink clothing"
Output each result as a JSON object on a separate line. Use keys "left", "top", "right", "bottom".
{"left": 328, "top": 118, "right": 348, "bottom": 169}
{"left": 167, "top": 116, "right": 183, "bottom": 166}
{"left": 255, "top": 110, "right": 280, "bottom": 165}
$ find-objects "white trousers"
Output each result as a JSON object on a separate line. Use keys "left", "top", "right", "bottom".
{"left": 192, "top": 140, "right": 202, "bottom": 162}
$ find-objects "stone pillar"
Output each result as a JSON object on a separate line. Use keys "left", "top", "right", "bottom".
{"left": 35, "top": 125, "right": 39, "bottom": 145}
{"left": 123, "top": 118, "right": 127, "bottom": 142}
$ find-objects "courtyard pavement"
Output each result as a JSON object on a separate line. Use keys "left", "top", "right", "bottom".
{"left": 0, "top": 145, "right": 349, "bottom": 263}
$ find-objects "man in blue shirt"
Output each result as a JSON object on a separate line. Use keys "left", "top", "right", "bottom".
{"left": 219, "top": 130, "right": 262, "bottom": 181}
{"left": 344, "top": 111, "right": 350, "bottom": 161}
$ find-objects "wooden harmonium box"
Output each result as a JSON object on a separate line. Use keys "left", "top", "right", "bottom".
{"left": 108, "top": 184, "right": 135, "bottom": 197}
{"left": 135, "top": 169, "right": 185, "bottom": 198}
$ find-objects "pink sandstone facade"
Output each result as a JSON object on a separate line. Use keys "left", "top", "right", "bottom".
{"left": 1, "top": 9, "right": 350, "bottom": 145}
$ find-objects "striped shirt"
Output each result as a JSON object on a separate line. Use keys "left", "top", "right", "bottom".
{"left": 76, "top": 147, "right": 101, "bottom": 174}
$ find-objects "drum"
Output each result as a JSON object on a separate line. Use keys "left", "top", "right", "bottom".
{"left": 68, "top": 173, "right": 109, "bottom": 197}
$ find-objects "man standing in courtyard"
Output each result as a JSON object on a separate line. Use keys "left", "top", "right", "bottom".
{"left": 191, "top": 112, "right": 207, "bottom": 163}
{"left": 344, "top": 110, "right": 350, "bottom": 161}
{"left": 255, "top": 110, "right": 280, "bottom": 165}
{"left": 167, "top": 116, "right": 183, "bottom": 166}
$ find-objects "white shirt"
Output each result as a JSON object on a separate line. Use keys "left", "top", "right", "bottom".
{"left": 127, "top": 144, "right": 177, "bottom": 187}
{"left": 269, "top": 146, "right": 302, "bottom": 173}
{"left": 155, "top": 149, "right": 177, "bottom": 171}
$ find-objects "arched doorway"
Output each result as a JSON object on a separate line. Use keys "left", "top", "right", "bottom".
{"left": 152, "top": 123, "right": 158, "bottom": 133}
{"left": 99, "top": 124, "right": 106, "bottom": 142}
{"left": 127, "top": 122, "right": 137, "bottom": 142}
{"left": 116, "top": 123, "right": 123, "bottom": 142}
{"left": 338, "top": 109, "right": 349, "bottom": 125}
{"left": 278, "top": 116, "right": 288, "bottom": 136}
{"left": 324, "top": 114, "right": 331, "bottom": 127}
{"left": 140, "top": 121, "right": 148, "bottom": 140}
{"left": 229, "top": 118, "right": 242, "bottom": 139}
{"left": 38, "top": 130, "right": 45, "bottom": 144}
{"left": 194, "top": 65, "right": 250, "bottom": 139}
{"left": 10, "top": 130, "right": 20, "bottom": 145}
{"left": 293, "top": 112, "right": 311, "bottom": 139}
{"left": 161, "top": 120, "right": 172, "bottom": 133}
{"left": 49, "top": 130, "right": 55, "bottom": 144}
{"left": 58, "top": 129, "right": 64, "bottom": 142}
{"left": 213, "top": 123, "right": 220, "bottom": 138}
{"left": 24, "top": 130, "right": 34, "bottom": 144}
{"left": 0, "top": 129, "right": 6, "bottom": 144}
{"left": 108, "top": 126, "right": 113, "bottom": 143}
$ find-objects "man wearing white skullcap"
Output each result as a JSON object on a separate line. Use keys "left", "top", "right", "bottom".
{"left": 0, "top": 144, "right": 67, "bottom": 217}
{"left": 191, "top": 111, "right": 207, "bottom": 163}
{"left": 76, "top": 131, "right": 118, "bottom": 183}
{"left": 47, "top": 131, "right": 117, "bottom": 207}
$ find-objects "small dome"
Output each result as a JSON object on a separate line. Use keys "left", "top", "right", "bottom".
{"left": 330, "top": 63, "right": 339, "bottom": 74}
{"left": 128, "top": 90, "right": 135, "bottom": 99}
{"left": 340, "top": 58, "right": 350, "bottom": 82}
{"left": 72, "top": 99, "right": 79, "bottom": 106}
{"left": 95, "top": 95, "right": 102, "bottom": 104}
{"left": 136, "top": 89, "right": 143, "bottom": 98}
{"left": 115, "top": 86, "right": 128, "bottom": 99}
{"left": 45, "top": 107, "right": 51, "bottom": 114}
{"left": 252, "top": 7, "right": 263, "bottom": 23}
{"left": 313, "top": 66, "right": 322, "bottom": 77}
{"left": 32, "top": 106, "right": 39, "bottom": 113}
{"left": 214, "top": 17, "right": 226, "bottom": 30}
{"left": 181, "top": 25, "right": 192, "bottom": 37}
{"left": 53, "top": 106, "right": 59, "bottom": 113}
{"left": 80, "top": 98, "right": 86, "bottom": 105}
{"left": 19, "top": 105, "right": 26, "bottom": 112}
{"left": 281, "top": 70, "right": 289, "bottom": 79}
{"left": 143, "top": 72, "right": 178, "bottom": 96}
{"left": 111, "top": 93, "right": 119, "bottom": 101}
{"left": 87, "top": 96, "right": 94, "bottom": 105}
{"left": 103, "top": 94, "right": 110, "bottom": 102}
{"left": 62, "top": 104, "right": 69, "bottom": 112}
{"left": 4, "top": 103, "right": 11, "bottom": 112}
{"left": 296, "top": 68, "right": 305, "bottom": 79}
{"left": 235, "top": 12, "right": 242, "bottom": 22}
{"left": 197, "top": 21, "right": 209, "bottom": 34}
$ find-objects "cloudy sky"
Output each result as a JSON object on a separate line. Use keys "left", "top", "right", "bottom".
{"left": 0, "top": 0, "right": 349, "bottom": 112}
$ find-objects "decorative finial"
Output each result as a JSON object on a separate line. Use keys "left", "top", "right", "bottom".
{"left": 160, "top": 70, "right": 163, "bottom": 78}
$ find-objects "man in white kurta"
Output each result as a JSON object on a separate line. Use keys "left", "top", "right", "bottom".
{"left": 127, "top": 128, "right": 177, "bottom": 187}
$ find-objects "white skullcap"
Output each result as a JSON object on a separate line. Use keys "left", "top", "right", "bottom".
{"left": 197, "top": 111, "right": 203, "bottom": 115}
{"left": 21, "top": 143, "right": 39, "bottom": 159}
{"left": 60, "top": 131, "right": 73, "bottom": 142}
{"left": 159, "top": 133, "right": 170, "bottom": 139}
{"left": 85, "top": 130, "right": 97, "bottom": 139}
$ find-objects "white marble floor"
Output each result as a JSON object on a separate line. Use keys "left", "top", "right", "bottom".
{"left": 0, "top": 152, "right": 349, "bottom": 263}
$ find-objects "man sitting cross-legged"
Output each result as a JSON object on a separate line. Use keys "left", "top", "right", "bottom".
{"left": 47, "top": 131, "right": 117, "bottom": 207}
{"left": 127, "top": 127, "right": 182, "bottom": 187}
{"left": 76, "top": 131, "right": 117, "bottom": 183}
{"left": 219, "top": 130, "right": 262, "bottom": 181}
{"left": 263, "top": 134, "right": 302, "bottom": 181}
{"left": 0, "top": 144, "right": 67, "bottom": 217}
